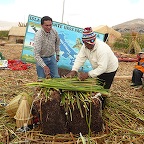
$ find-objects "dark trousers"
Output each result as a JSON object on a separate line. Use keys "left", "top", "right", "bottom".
{"left": 97, "top": 70, "right": 117, "bottom": 89}
{"left": 132, "top": 69, "right": 143, "bottom": 85}
{"left": 97, "top": 70, "right": 117, "bottom": 109}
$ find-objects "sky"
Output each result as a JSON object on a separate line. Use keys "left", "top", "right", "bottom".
{"left": 0, "top": 0, "right": 144, "bottom": 28}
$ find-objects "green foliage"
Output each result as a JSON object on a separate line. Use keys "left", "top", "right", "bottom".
{"left": 113, "top": 33, "right": 144, "bottom": 52}
{"left": 0, "top": 30, "right": 9, "bottom": 38}
{"left": 138, "top": 35, "right": 144, "bottom": 48}
{"left": 113, "top": 33, "right": 131, "bottom": 51}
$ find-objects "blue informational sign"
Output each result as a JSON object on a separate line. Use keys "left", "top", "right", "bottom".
{"left": 21, "top": 14, "right": 105, "bottom": 72}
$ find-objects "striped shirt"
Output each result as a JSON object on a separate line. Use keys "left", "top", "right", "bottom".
{"left": 34, "top": 28, "right": 60, "bottom": 67}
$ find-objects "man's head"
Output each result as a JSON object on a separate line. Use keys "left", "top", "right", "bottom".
{"left": 82, "top": 27, "right": 96, "bottom": 50}
{"left": 139, "top": 48, "right": 144, "bottom": 58}
{"left": 41, "top": 16, "right": 53, "bottom": 33}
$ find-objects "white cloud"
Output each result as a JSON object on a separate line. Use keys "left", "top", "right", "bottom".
{"left": 0, "top": 0, "right": 144, "bottom": 27}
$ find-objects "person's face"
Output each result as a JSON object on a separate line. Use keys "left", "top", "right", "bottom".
{"left": 42, "top": 20, "right": 52, "bottom": 33}
{"left": 140, "top": 53, "right": 144, "bottom": 58}
{"left": 83, "top": 41, "right": 95, "bottom": 50}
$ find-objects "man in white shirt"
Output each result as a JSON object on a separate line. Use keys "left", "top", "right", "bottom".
{"left": 66, "top": 27, "right": 118, "bottom": 89}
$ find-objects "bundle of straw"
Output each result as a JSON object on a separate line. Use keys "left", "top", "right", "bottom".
{"left": 14, "top": 96, "right": 33, "bottom": 128}
{"left": 5, "top": 92, "right": 33, "bottom": 118}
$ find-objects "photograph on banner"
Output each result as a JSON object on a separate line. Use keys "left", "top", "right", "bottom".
{"left": 21, "top": 14, "right": 105, "bottom": 72}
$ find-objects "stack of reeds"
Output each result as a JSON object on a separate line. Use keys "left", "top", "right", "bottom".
{"left": 27, "top": 77, "right": 109, "bottom": 119}
{"left": 26, "top": 77, "right": 109, "bottom": 95}
{"left": 14, "top": 96, "right": 33, "bottom": 128}
{"left": 5, "top": 92, "right": 33, "bottom": 118}
{"left": 26, "top": 78, "right": 108, "bottom": 135}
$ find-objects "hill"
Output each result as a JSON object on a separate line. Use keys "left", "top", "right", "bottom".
{"left": 112, "top": 18, "right": 144, "bottom": 34}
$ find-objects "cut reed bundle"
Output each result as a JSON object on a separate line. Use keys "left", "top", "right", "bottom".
{"left": 5, "top": 92, "right": 33, "bottom": 118}
{"left": 26, "top": 78, "right": 109, "bottom": 96}
{"left": 14, "top": 96, "right": 33, "bottom": 128}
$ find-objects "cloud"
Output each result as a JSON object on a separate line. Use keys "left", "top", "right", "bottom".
{"left": 13, "top": 0, "right": 64, "bottom": 23}
{"left": 0, "top": 0, "right": 144, "bottom": 27}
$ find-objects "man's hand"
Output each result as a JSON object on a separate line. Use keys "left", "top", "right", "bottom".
{"left": 78, "top": 72, "right": 89, "bottom": 81}
{"left": 56, "top": 55, "right": 60, "bottom": 62}
{"left": 43, "top": 66, "right": 50, "bottom": 77}
{"left": 65, "top": 71, "right": 77, "bottom": 78}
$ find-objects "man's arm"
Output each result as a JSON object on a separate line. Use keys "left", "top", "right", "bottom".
{"left": 34, "top": 32, "right": 46, "bottom": 68}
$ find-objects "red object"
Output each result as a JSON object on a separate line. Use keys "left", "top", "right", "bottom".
{"left": 118, "top": 57, "right": 138, "bottom": 62}
{"left": 8, "top": 60, "right": 31, "bottom": 70}
{"left": 137, "top": 54, "right": 141, "bottom": 61}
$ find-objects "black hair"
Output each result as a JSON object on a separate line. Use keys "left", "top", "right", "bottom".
{"left": 41, "top": 16, "right": 52, "bottom": 25}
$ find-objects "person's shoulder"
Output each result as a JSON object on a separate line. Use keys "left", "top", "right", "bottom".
{"left": 96, "top": 39, "right": 107, "bottom": 47}
{"left": 97, "top": 39, "right": 104, "bottom": 42}
{"left": 141, "top": 58, "right": 144, "bottom": 61}
{"left": 51, "top": 28, "right": 59, "bottom": 38}
{"left": 35, "top": 29, "right": 42, "bottom": 35}
{"left": 52, "top": 28, "right": 58, "bottom": 34}
{"left": 97, "top": 39, "right": 107, "bottom": 45}
{"left": 97, "top": 39, "right": 111, "bottom": 48}
{"left": 96, "top": 39, "right": 106, "bottom": 45}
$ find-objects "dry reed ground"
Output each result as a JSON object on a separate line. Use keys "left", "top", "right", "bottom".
{"left": 0, "top": 44, "right": 144, "bottom": 143}
{"left": 0, "top": 44, "right": 143, "bottom": 97}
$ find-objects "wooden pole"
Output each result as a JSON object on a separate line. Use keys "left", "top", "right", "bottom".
{"left": 114, "top": 76, "right": 131, "bottom": 80}
{"left": 62, "top": 0, "right": 65, "bottom": 23}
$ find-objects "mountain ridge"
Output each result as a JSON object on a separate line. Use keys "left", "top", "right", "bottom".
{"left": 112, "top": 18, "right": 144, "bottom": 33}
